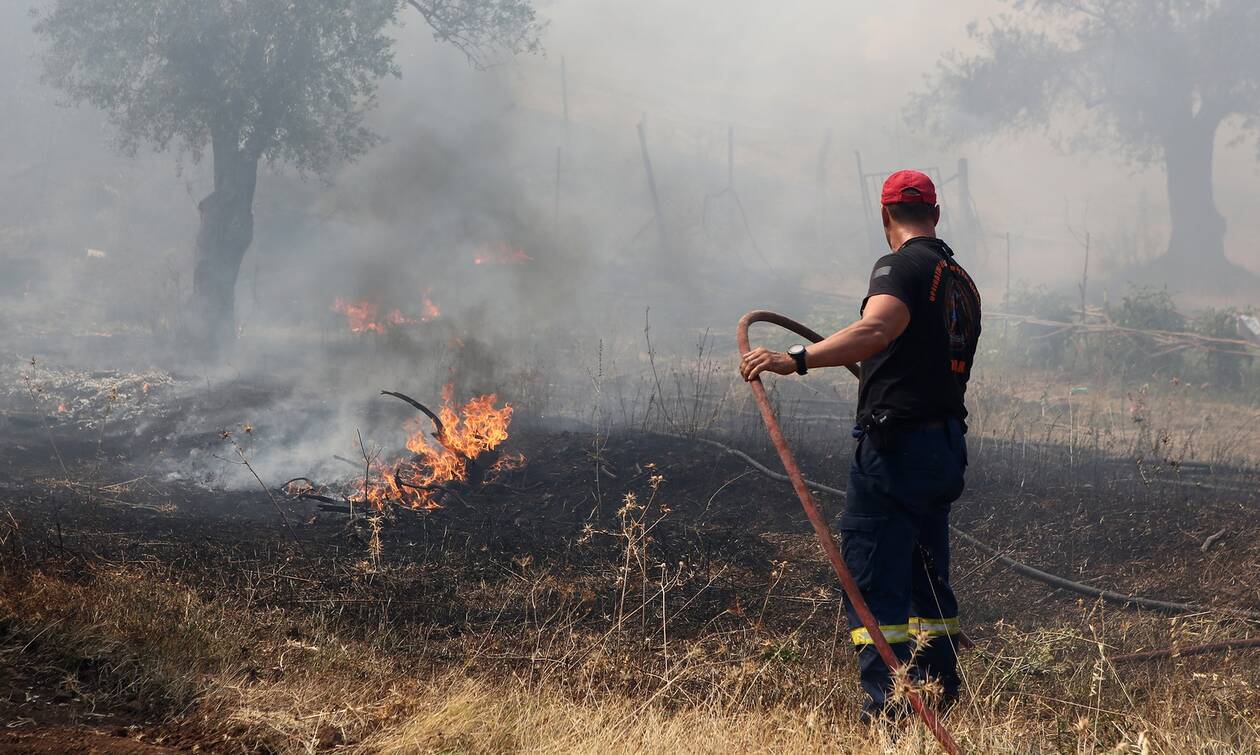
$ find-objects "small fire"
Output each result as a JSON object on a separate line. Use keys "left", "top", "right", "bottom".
{"left": 356, "top": 385, "right": 517, "bottom": 509}
{"left": 334, "top": 297, "right": 393, "bottom": 333}
{"left": 57, "top": 404, "right": 67, "bottom": 413}
{"left": 420, "top": 295, "right": 440, "bottom": 322}
{"left": 473, "top": 243, "right": 533, "bottom": 266}
{"left": 490, "top": 452, "right": 527, "bottom": 476}
{"left": 333, "top": 294, "right": 440, "bottom": 333}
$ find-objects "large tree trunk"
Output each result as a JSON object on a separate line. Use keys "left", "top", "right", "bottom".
{"left": 190, "top": 127, "right": 259, "bottom": 353}
{"left": 1161, "top": 113, "right": 1226, "bottom": 276}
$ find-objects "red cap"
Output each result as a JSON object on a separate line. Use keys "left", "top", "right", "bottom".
{"left": 881, "top": 169, "right": 936, "bottom": 206}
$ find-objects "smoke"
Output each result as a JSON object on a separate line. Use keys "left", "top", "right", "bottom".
{"left": 3, "top": 0, "right": 1259, "bottom": 489}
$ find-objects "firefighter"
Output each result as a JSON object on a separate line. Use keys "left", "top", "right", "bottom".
{"left": 739, "top": 169, "right": 981, "bottom": 721}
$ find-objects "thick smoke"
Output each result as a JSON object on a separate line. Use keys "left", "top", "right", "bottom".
{"left": 2, "top": 0, "right": 1258, "bottom": 487}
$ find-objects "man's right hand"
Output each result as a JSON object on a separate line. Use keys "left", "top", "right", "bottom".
{"left": 740, "top": 347, "right": 796, "bottom": 381}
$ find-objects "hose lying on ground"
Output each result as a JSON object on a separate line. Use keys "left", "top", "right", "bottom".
{"left": 1110, "top": 637, "right": 1260, "bottom": 664}
{"left": 677, "top": 433, "right": 1260, "bottom": 622}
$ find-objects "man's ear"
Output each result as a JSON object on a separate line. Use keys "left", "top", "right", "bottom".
{"left": 932, "top": 205, "right": 941, "bottom": 226}
{"left": 881, "top": 205, "right": 891, "bottom": 229}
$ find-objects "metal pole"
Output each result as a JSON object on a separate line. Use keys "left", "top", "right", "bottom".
{"left": 637, "top": 121, "right": 669, "bottom": 257}
{"left": 560, "top": 56, "right": 569, "bottom": 125}
{"left": 816, "top": 131, "right": 832, "bottom": 253}
{"left": 855, "top": 150, "right": 877, "bottom": 256}
{"left": 727, "top": 124, "right": 734, "bottom": 189}
{"left": 554, "top": 145, "right": 562, "bottom": 232}
{"left": 1004, "top": 232, "right": 1012, "bottom": 340}
{"left": 956, "top": 158, "right": 972, "bottom": 249}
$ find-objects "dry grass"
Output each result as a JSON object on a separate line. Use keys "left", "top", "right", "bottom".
{"left": 965, "top": 369, "right": 1260, "bottom": 467}
{"left": 3, "top": 561, "right": 1259, "bottom": 753}
{"left": 3, "top": 341, "right": 1258, "bottom": 752}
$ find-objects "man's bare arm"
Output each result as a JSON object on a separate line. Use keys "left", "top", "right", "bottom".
{"left": 806, "top": 294, "right": 909, "bottom": 369}
{"left": 738, "top": 294, "right": 910, "bottom": 381}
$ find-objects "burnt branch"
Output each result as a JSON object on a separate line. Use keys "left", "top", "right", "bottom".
{"left": 280, "top": 477, "right": 348, "bottom": 506}
{"left": 281, "top": 476, "right": 319, "bottom": 491}
{"left": 478, "top": 480, "right": 543, "bottom": 495}
{"left": 380, "top": 390, "right": 447, "bottom": 442}
{"left": 300, "top": 492, "right": 349, "bottom": 505}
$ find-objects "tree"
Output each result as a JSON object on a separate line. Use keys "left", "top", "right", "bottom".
{"left": 912, "top": 0, "right": 1260, "bottom": 288}
{"left": 35, "top": 0, "right": 542, "bottom": 350}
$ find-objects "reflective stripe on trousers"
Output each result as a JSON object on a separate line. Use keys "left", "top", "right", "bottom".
{"left": 850, "top": 616, "right": 960, "bottom": 645}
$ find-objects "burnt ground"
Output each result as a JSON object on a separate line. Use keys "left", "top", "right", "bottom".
{"left": 1, "top": 376, "right": 1259, "bottom": 750}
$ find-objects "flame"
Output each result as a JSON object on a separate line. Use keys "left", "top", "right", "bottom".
{"left": 333, "top": 296, "right": 439, "bottom": 333}
{"left": 489, "top": 452, "right": 527, "bottom": 477}
{"left": 57, "top": 404, "right": 67, "bottom": 413}
{"left": 354, "top": 385, "right": 518, "bottom": 509}
{"left": 473, "top": 243, "right": 533, "bottom": 266}
{"left": 333, "top": 297, "right": 391, "bottom": 333}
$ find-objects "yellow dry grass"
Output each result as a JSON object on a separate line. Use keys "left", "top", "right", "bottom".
{"left": 3, "top": 563, "right": 1259, "bottom": 754}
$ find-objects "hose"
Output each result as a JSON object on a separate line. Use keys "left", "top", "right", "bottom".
{"left": 737, "top": 310, "right": 962, "bottom": 755}
{"left": 948, "top": 529, "right": 1260, "bottom": 620}
{"left": 682, "top": 432, "right": 1260, "bottom": 621}
{"left": 1110, "top": 637, "right": 1260, "bottom": 664}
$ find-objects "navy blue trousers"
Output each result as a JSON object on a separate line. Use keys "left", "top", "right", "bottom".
{"left": 838, "top": 419, "right": 967, "bottom": 718}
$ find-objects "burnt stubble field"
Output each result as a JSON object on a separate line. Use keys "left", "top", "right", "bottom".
{"left": 2, "top": 332, "right": 1259, "bottom": 753}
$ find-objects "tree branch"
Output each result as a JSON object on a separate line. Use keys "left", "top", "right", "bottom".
{"left": 404, "top": 0, "right": 543, "bottom": 69}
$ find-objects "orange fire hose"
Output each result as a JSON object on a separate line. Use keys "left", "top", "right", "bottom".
{"left": 738, "top": 310, "right": 962, "bottom": 755}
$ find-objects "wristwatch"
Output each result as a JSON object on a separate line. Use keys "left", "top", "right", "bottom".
{"left": 787, "top": 344, "right": 808, "bottom": 375}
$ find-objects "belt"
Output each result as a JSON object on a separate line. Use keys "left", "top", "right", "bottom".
{"left": 852, "top": 417, "right": 951, "bottom": 439}
{"left": 901, "top": 418, "right": 950, "bottom": 432}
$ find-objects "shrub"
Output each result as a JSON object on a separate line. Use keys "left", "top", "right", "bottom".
{"left": 1108, "top": 286, "right": 1187, "bottom": 378}
{"left": 1003, "top": 284, "right": 1076, "bottom": 370}
{"left": 1190, "top": 307, "right": 1254, "bottom": 390}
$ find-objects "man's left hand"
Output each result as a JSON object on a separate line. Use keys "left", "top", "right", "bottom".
{"left": 740, "top": 347, "right": 796, "bottom": 381}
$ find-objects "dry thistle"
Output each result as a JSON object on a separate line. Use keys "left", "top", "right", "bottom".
{"left": 910, "top": 626, "right": 933, "bottom": 656}
{"left": 618, "top": 490, "right": 640, "bottom": 517}
{"left": 367, "top": 516, "right": 384, "bottom": 572}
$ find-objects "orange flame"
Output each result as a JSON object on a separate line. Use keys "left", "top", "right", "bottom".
{"left": 490, "top": 452, "right": 527, "bottom": 476}
{"left": 333, "top": 296, "right": 440, "bottom": 333}
{"left": 354, "top": 385, "right": 518, "bottom": 510}
{"left": 57, "top": 404, "right": 67, "bottom": 413}
{"left": 473, "top": 243, "right": 533, "bottom": 266}
{"left": 333, "top": 297, "right": 391, "bottom": 333}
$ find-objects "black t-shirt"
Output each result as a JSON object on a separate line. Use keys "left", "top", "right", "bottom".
{"left": 855, "top": 236, "right": 981, "bottom": 427}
